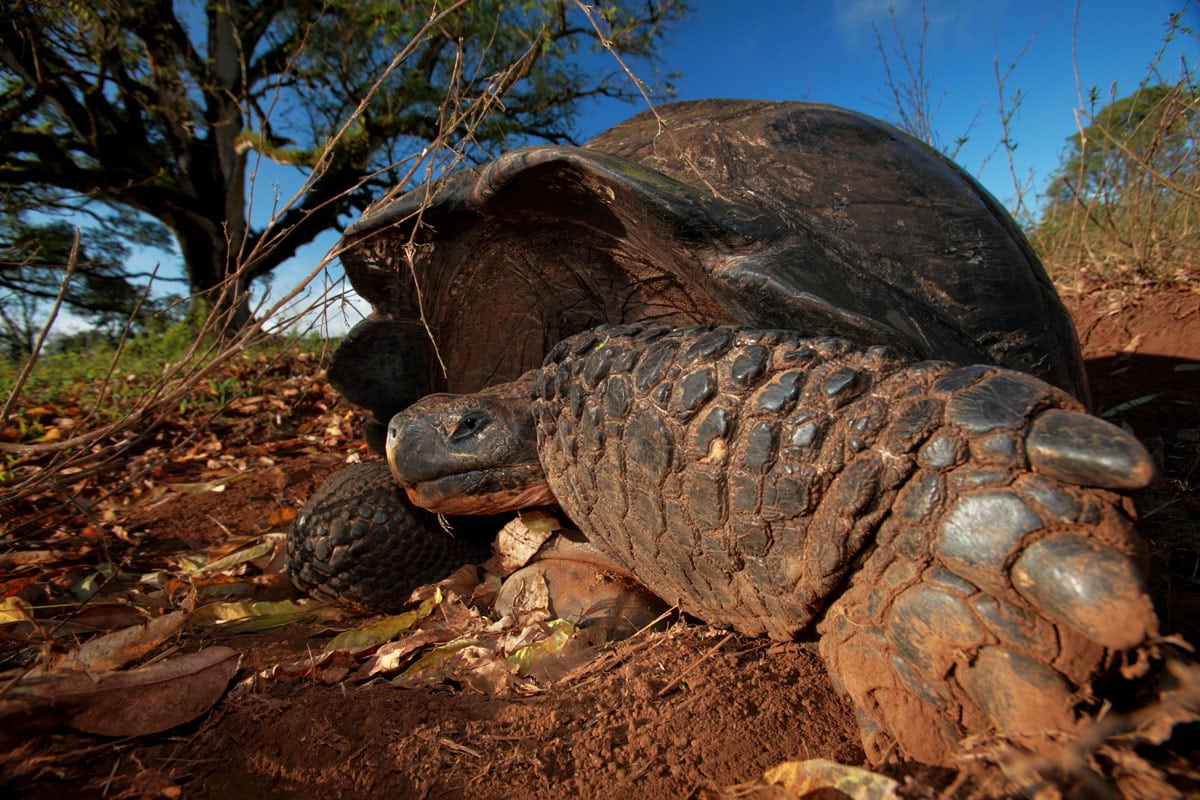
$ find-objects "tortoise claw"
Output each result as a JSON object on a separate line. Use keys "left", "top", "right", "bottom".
{"left": 1011, "top": 535, "right": 1155, "bottom": 650}
{"left": 960, "top": 646, "right": 1076, "bottom": 737}
{"left": 1026, "top": 408, "right": 1155, "bottom": 490}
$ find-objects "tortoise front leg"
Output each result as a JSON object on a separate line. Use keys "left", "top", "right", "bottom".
{"left": 816, "top": 394, "right": 1156, "bottom": 765}
{"left": 533, "top": 324, "right": 1157, "bottom": 765}
{"left": 286, "top": 462, "right": 492, "bottom": 610}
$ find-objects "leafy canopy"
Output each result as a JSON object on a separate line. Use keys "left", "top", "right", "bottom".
{"left": 0, "top": 0, "right": 686, "bottom": 328}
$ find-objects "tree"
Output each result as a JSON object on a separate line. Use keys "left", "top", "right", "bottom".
{"left": 0, "top": 0, "right": 686, "bottom": 329}
{"left": 0, "top": 199, "right": 181, "bottom": 359}
{"left": 1036, "top": 82, "right": 1200, "bottom": 278}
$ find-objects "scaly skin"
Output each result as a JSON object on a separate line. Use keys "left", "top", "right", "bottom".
{"left": 286, "top": 462, "right": 492, "bottom": 611}
{"left": 525, "top": 323, "right": 1157, "bottom": 764}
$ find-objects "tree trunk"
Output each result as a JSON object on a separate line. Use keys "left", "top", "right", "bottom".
{"left": 177, "top": 1, "right": 252, "bottom": 332}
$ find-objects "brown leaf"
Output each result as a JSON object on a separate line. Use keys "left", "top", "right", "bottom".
{"left": 14, "top": 647, "right": 239, "bottom": 737}
{"left": 487, "top": 515, "right": 557, "bottom": 576}
{"left": 50, "top": 610, "right": 187, "bottom": 674}
{"left": 69, "top": 647, "right": 239, "bottom": 736}
{"left": 52, "top": 603, "right": 150, "bottom": 635}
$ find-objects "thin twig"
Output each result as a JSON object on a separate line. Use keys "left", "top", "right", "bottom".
{"left": 656, "top": 631, "right": 733, "bottom": 697}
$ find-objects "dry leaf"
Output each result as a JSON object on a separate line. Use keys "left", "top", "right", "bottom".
{"left": 49, "top": 610, "right": 187, "bottom": 674}
{"left": 190, "top": 597, "right": 344, "bottom": 632}
{"left": 322, "top": 589, "right": 443, "bottom": 656}
{"left": 489, "top": 515, "right": 558, "bottom": 575}
{"left": 198, "top": 538, "right": 278, "bottom": 574}
{"left": 764, "top": 759, "right": 899, "bottom": 799}
{"left": 62, "top": 647, "right": 240, "bottom": 735}
{"left": 0, "top": 597, "right": 35, "bottom": 626}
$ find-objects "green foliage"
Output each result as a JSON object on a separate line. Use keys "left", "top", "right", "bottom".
{"left": 1034, "top": 79, "right": 1200, "bottom": 282}
{"left": 0, "top": 0, "right": 687, "bottom": 329}
{"left": 0, "top": 314, "right": 327, "bottom": 433}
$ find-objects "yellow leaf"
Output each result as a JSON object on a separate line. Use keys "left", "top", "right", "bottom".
{"left": 190, "top": 598, "right": 343, "bottom": 632}
{"left": 764, "top": 759, "right": 899, "bottom": 800}
{"left": 322, "top": 588, "right": 443, "bottom": 656}
{"left": 199, "top": 539, "right": 277, "bottom": 574}
{"left": 0, "top": 596, "right": 35, "bottom": 626}
{"left": 507, "top": 619, "right": 576, "bottom": 676}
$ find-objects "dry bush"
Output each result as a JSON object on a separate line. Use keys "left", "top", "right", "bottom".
{"left": 1032, "top": 9, "right": 1199, "bottom": 285}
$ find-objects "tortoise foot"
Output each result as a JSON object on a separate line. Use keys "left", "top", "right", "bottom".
{"left": 286, "top": 462, "right": 492, "bottom": 610}
{"left": 818, "top": 408, "right": 1159, "bottom": 766}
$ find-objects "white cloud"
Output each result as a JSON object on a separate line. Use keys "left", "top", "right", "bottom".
{"left": 834, "top": 0, "right": 1002, "bottom": 50}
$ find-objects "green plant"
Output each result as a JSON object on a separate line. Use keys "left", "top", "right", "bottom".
{"left": 1032, "top": 13, "right": 1199, "bottom": 283}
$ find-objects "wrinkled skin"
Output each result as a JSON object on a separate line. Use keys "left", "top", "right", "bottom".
{"left": 386, "top": 323, "right": 1157, "bottom": 765}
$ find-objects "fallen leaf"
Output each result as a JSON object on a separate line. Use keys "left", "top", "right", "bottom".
{"left": 489, "top": 515, "right": 557, "bottom": 575}
{"left": 52, "top": 610, "right": 188, "bottom": 674}
{"left": 1100, "top": 393, "right": 1162, "bottom": 419}
{"left": 322, "top": 589, "right": 443, "bottom": 656}
{"left": 360, "top": 628, "right": 461, "bottom": 676}
{"left": 0, "top": 596, "right": 35, "bottom": 626}
{"left": 52, "top": 603, "right": 150, "bottom": 635}
{"left": 198, "top": 539, "right": 277, "bottom": 574}
{"left": 764, "top": 759, "right": 899, "bottom": 800}
{"left": 507, "top": 619, "right": 575, "bottom": 676}
{"left": 164, "top": 474, "right": 248, "bottom": 494}
{"left": 69, "top": 562, "right": 116, "bottom": 601}
{"left": 24, "top": 647, "right": 240, "bottom": 736}
{"left": 0, "top": 550, "right": 66, "bottom": 567}
{"left": 190, "top": 597, "right": 344, "bottom": 632}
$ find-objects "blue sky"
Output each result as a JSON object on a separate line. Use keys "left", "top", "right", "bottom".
{"left": 577, "top": 0, "right": 1197, "bottom": 210}
{"left": 141, "top": 1, "right": 1200, "bottom": 332}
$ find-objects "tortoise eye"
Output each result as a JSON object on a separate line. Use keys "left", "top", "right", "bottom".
{"left": 450, "top": 412, "right": 486, "bottom": 442}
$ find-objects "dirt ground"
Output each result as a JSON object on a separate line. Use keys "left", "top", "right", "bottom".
{"left": 3, "top": 281, "right": 1198, "bottom": 799}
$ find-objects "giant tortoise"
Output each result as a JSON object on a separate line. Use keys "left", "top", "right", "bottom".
{"left": 287, "top": 100, "right": 1159, "bottom": 767}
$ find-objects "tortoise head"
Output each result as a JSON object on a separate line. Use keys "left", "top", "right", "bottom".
{"left": 384, "top": 372, "right": 554, "bottom": 515}
{"left": 330, "top": 99, "right": 1089, "bottom": 450}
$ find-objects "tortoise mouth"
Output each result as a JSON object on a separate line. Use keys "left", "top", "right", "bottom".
{"left": 394, "top": 463, "right": 556, "bottom": 515}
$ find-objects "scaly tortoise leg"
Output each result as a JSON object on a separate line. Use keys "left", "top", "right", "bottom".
{"left": 286, "top": 462, "right": 492, "bottom": 610}
{"left": 531, "top": 324, "right": 1157, "bottom": 765}
{"left": 815, "top": 389, "right": 1155, "bottom": 764}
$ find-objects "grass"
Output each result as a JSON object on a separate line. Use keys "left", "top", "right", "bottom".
{"left": 0, "top": 321, "right": 336, "bottom": 492}
{"left": 1, "top": 325, "right": 330, "bottom": 427}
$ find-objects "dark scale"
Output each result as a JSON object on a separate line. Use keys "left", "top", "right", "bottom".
{"left": 682, "top": 327, "right": 735, "bottom": 362}
{"left": 676, "top": 367, "right": 718, "bottom": 419}
{"left": 582, "top": 346, "right": 615, "bottom": 388}
{"left": 742, "top": 420, "right": 779, "bottom": 471}
{"left": 754, "top": 371, "right": 803, "bottom": 413}
{"left": 633, "top": 338, "right": 678, "bottom": 392}
{"left": 727, "top": 344, "right": 769, "bottom": 387}
{"left": 820, "top": 367, "right": 861, "bottom": 405}
{"left": 945, "top": 372, "right": 1051, "bottom": 433}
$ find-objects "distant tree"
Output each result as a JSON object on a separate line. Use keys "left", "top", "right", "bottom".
{"left": 0, "top": 1, "right": 686, "bottom": 329}
{"left": 0, "top": 203, "right": 181, "bottom": 359}
{"left": 1036, "top": 83, "right": 1200, "bottom": 278}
